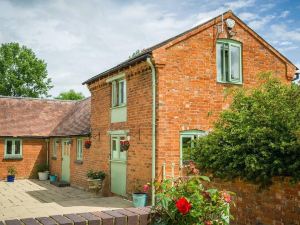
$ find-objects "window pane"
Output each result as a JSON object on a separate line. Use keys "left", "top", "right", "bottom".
{"left": 224, "top": 44, "right": 229, "bottom": 81}
{"left": 77, "top": 140, "right": 82, "bottom": 160}
{"left": 182, "top": 137, "right": 192, "bottom": 163}
{"left": 112, "top": 138, "right": 118, "bottom": 159}
{"left": 6, "top": 140, "right": 12, "bottom": 154}
{"left": 230, "top": 45, "right": 240, "bottom": 81}
{"left": 15, "top": 140, "right": 21, "bottom": 155}
{"left": 217, "top": 43, "right": 223, "bottom": 80}
{"left": 119, "top": 81, "right": 124, "bottom": 105}
{"left": 112, "top": 81, "right": 117, "bottom": 107}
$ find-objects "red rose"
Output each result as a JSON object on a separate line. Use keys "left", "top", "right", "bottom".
{"left": 222, "top": 192, "right": 231, "bottom": 203}
{"left": 204, "top": 221, "right": 213, "bottom": 225}
{"left": 175, "top": 197, "right": 191, "bottom": 215}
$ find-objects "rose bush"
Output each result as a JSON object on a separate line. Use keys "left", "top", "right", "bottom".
{"left": 152, "top": 176, "right": 233, "bottom": 225}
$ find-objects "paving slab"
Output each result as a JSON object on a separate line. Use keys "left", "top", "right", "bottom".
{"left": 0, "top": 179, "right": 132, "bottom": 221}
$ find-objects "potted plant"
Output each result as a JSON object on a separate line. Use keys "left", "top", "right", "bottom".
{"left": 50, "top": 173, "right": 58, "bottom": 182}
{"left": 86, "top": 169, "right": 106, "bottom": 191}
{"left": 36, "top": 163, "right": 49, "bottom": 181}
{"left": 132, "top": 181, "right": 150, "bottom": 207}
{"left": 85, "top": 140, "right": 91, "bottom": 149}
{"left": 7, "top": 166, "right": 17, "bottom": 182}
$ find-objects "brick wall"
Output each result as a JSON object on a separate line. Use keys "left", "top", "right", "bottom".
{"left": 2, "top": 207, "right": 152, "bottom": 225}
{"left": 151, "top": 13, "right": 296, "bottom": 179}
{"left": 88, "top": 61, "right": 153, "bottom": 196}
{"left": 49, "top": 136, "right": 92, "bottom": 189}
{"left": 0, "top": 138, "right": 47, "bottom": 179}
{"left": 208, "top": 178, "right": 300, "bottom": 225}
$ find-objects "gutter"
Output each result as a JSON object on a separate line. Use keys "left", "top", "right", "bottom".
{"left": 146, "top": 57, "right": 156, "bottom": 206}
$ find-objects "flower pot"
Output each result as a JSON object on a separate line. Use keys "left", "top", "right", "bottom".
{"left": 132, "top": 193, "right": 147, "bottom": 207}
{"left": 38, "top": 172, "right": 49, "bottom": 181}
{"left": 50, "top": 175, "right": 57, "bottom": 182}
{"left": 7, "top": 175, "right": 15, "bottom": 182}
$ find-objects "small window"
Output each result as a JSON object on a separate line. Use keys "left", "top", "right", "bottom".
{"left": 53, "top": 139, "right": 58, "bottom": 157}
{"left": 217, "top": 40, "right": 242, "bottom": 83}
{"left": 180, "top": 131, "right": 207, "bottom": 167}
{"left": 5, "top": 139, "right": 22, "bottom": 158}
{"left": 112, "top": 79, "right": 126, "bottom": 107}
{"left": 77, "top": 139, "right": 83, "bottom": 161}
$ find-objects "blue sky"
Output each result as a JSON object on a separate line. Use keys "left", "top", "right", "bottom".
{"left": 0, "top": 0, "right": 299, "bottom": 97}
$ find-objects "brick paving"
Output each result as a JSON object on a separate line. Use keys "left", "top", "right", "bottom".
{"left": 0, "top": 179, "right": 132, "bottom": 220}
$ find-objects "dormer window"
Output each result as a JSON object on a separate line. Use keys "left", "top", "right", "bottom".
{"left": 216, "top": 39, "right": 242, "bottom": 84}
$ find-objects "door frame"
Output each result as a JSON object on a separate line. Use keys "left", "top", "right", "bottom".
{"left": 110, "top": 134, "right": 127, "bottom": 196}
{"left": 61, "top": 139, "right": 71, "bottom": 182}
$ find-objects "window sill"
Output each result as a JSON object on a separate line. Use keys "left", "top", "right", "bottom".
{"left": 4, "top": 156, "right": 23, "bottom": 160}
{"left": 74, "top": 160, "right": 83, "bottom": 165}
{"left": 51, "top": 156, "right": 57, "bottom": 160}
{"left": 217, "top": 81, "right": 243, "bottom": 85}
{"left": 111, "top": 104, "right": 127, "bottom": 109}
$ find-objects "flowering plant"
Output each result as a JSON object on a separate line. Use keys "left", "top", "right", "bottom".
{"left": 120, "top": 140, "right": 130, "bottom": 151}
{"left": 152, "top": 176, "right": 234, "bottom": 225}
{"left": 133, "top": 180, "right": 151, "bottom": 194}
{"left": 84, "top": 140, "right": 91, "bottom": 149}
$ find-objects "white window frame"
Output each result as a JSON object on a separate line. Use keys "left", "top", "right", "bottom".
{"left": 77, "top": 139, "right": 83, "bottom": 161}
{"left": 4, "top": 138, "right": 22, "bottom": 159}
{"left": 179, "top": 130, "right": 207, "bottom": 167}
{"left": 216, "top": 39, "right": 242, "bottom": 84}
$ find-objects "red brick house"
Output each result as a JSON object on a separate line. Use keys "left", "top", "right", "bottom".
{"left": 81, "top": 10, "right": 297, "bottom": 200}
{"left": 0, "top": 96, "right": 90, "bottom": 183}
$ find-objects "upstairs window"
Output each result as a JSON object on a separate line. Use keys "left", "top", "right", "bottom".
{"left": 112, "top": 79, "right": 126, "bottom": 107}
{"left": 217, "top": 40, "right": 242, "bottom": 84}
{"left": 5, "top": 139, "right": 22, "bottom": 159}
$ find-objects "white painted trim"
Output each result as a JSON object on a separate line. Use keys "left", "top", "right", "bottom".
{"left": 106, "top": 73, "right": 125, "bottom": 83}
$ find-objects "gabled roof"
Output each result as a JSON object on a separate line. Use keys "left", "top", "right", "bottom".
{"left": 83, "top": 10, "right": 297, "bottom": 85}
{"left": 0, "top": 96, "right": 91, "bottom": 137}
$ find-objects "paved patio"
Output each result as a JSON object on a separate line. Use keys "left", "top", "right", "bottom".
{"left": 0, "top": 179, "right": 132, "bottom": 220}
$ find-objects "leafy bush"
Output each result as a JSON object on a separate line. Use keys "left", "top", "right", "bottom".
{"left": 192, "top": 73, "right": 300, "bottom": 186}
{"left": 86, "top": 170, "right": 106, "bottom": 180}
{"left": 36, "top": 163, "right": 49, "bottom": 172}
{"left": 152, "top": 176, "right": 233, "bottom": 225}
{"left": 7, "top": 166, "right": 17, "bottom": 176}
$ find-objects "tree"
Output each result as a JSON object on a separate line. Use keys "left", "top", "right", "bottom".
{"left": 192, "top": 73, "right": 300, "bottom": 186}
{"left": 0, "top": 42, "right": 53, "bottom": 97}
{"left": 55, "top": 89, "right": 85, "bottom": 100}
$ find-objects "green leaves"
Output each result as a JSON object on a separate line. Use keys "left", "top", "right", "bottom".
{"left": 192, "top": 72, "right": 300, "bottom": 186}
{"left": 55, "top": 89, "right": 85, "bottom": 100}
{"left": 152, "top": 177, "right": 231, "bottom": 225}
{"left": 0, "top": 42, "right": 53, "bottom": 97}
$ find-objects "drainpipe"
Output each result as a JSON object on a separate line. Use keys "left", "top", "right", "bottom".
{"left": 45, "top": 139, "right": 49, "bottom": 166}
{"left": 146, "top": 57, "right": 156, "bottom": 206}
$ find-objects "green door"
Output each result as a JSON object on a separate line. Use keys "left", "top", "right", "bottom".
{"left": 61, "top": 140, "right": 71, "bottom": 182}
{"left": 110, "top": 136, "right": 127, "bottom": 196}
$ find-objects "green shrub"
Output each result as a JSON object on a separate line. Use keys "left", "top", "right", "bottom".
{"left": 86, "top": 170, "right": 106, "bottom": 180}
{"left": 192, "top": 73, "right": 300, "bottom": 186}
{"left": 7, "top": 166, "right": 17, "bottom": 176}
{"left": 36, "top": 163, "right": 49, "bottom": 172}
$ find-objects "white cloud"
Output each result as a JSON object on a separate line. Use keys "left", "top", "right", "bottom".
{"left": 248, "top": 15, "right": 275, "bottom": 30}
{"left": 0, "top": 0, "right": 298, "bottom": 97}
{"left": 279, "top": 10, "right": 289, "bottom": 18}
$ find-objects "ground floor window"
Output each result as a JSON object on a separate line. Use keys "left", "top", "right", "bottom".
{"left": 77, "top": 139, "right": 83, "bottom": 161}
{"left": 5, "top": 139, "right": 22, "bottom": 159}
{"left": 53, "top": 139, "right": 59, "bottom": 158}
{"left": 180, "top": 130, "right": 206, "bottom": 167}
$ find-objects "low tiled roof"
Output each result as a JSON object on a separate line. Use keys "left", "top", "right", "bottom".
{"left": 0, "top": 96, "right": 91, "bottom": 137}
